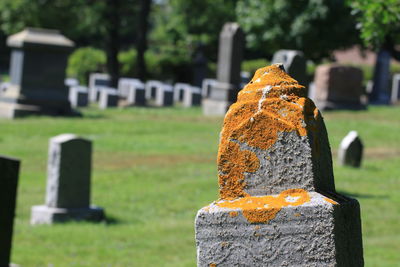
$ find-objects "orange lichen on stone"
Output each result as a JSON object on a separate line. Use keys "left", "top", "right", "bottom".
{"left": 294, "top": 213, "right": 301, "bottom": 217}
{"left": 217, "top": 189, "right": 310, "bottom": 223}
{"left": 217, "top": 64, "right": 321, "bottom": 199}
{"left": 209, "top": 263, "right": 216, "bottom": 267}
{"left": 229, "top": 211, "right": 239, "bottom": 217}
{"left": 323, "top": 197, "right": 338, "bottom": 205}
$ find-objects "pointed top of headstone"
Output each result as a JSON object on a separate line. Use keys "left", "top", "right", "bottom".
{"left": 218, "top": 64, "right": 335, "bottom": 199}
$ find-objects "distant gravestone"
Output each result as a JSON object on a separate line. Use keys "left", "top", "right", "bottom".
{"left": 126, "top": 82, "right": 146, "bottom": 106}
{"left": 195, "top": 64, "right": 363, "bottom": 266}
{"left": 31, "top": 134, "right": 104, "bottom": 224}
{"left": 201, "top": 79, "right": 217, "bottom": 98}
{"left": 0, "top": 156, "right": 20, "bottom": 267}
{"left": 154, "top": 84, "right": 173, "bottom": 107}
{"left": 118, "top": 78, "right": 142, "bottom": 99}
{"left": 314, "top": 64, "right": 365, "bottom": 110}
{"left": 69, "top": 86, "right": 89, "bottom": 108}
{"left": 193, "top": 45, "right": 208, "bottom": 88}
{"left": 145, "top": 80, "right": 163, "bottom": 100}
{"left": 338, "top": 131, "right": 363, "bottom": 168}
{"left": 89, "top": 73, "right": 110, "bottom": 103}
{"left": 391, "top": 74, "right": 400, "bottom": 104}
{"left": 99, "top": 88, "right": 118, "bottom": 109}
{"left": 183, "top": 86, "right": 201, "bottom": 107}
{"left": 173, "top": 83, "right": 191, "bottom": 103}
{"left": 370, "top": 49, "right": 391, "bottom": 104}
{"left": 0, "top": 28, "right": 74, "bottom": 118}
{"left": 272, "top": 49, "right": 307, "bottom": 86}
{"left": 202, "top": 23, "right": 244, "bottom": 115}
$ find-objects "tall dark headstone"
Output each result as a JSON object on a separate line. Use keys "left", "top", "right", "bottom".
{"left": 202, "top": 23, "right": 244, "bottom": 115}
{"left": 370, "top": 49, "right": 391, "bottom": 104}
{"left": 0, "top": 156, "right": 20, "bottom": 267}
{"left": 193, "top": 44, "right": 208, "bottom": 88}
{"left": 0, "top": 28, "right": 75, "bottom": 118}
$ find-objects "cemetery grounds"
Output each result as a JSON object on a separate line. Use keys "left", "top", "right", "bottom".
{"left": 1, "top": 105, "right": 399, "bottom": 266}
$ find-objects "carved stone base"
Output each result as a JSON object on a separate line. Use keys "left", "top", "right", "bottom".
{"left": 195, "top": 192, "right": 363, "bottom": 267}
{"left": 30, "top": 205, "right": 105, "bottom": 225}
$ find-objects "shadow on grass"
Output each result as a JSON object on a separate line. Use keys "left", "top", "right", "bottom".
{"left": 104, "top": 215, "right": 121, "bottom": 225}
{"left": 338, "top": 190, "right": 388, "bottom": 199}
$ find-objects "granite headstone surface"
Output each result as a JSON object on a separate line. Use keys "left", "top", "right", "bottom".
{"left": 31, "top": 134, "right": 104, "bottom": 224}
{"left": 202, "top": 23, "right": 244, "bottom": 115}
{"left": 195, "top": 64, "right": 364, "bottom": 266}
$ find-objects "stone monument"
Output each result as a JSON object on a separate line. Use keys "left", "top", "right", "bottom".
{"left": 0, "top": 155, "right": 20, "bottom": 267}
{"left": 338, "top": 131, "right": 363, "bottom": 168}
{"left": 0, "top": 28, "right": 75, "bottom": 118}
{"left": 313, "top": 63, "right": 365, "bottom": 110}
{"left": 195, "top": 64, "right": 363, "bottom": 266}
{"left": 202, "top": 23, "right": 244, "bottom": 115}
{"left": 31, "top": 134, "right": 104, "bottom": 224}
{"left": 272, "top": 49, "right": 307, "bottom": 86}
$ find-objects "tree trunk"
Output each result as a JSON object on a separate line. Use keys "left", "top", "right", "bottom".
{"left": 136, "top": 0, "right": 151, "bottom": 81}
{"left": 105, "top": 0, "right": 120, "bottom": 87}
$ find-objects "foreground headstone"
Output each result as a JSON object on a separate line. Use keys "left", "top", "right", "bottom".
{"left": 0, "top": 156, "right": 20, "bottom": 267}
{"left": 272, "top": 49, "right": 307, "bottom": 86}
{"left": 338, "top": 131, "right": 363, "bottom": 168}
{"left": 0, "top": 28, "right": 74, "bottom": 118}
{"left": 202, "top": 23, "right": 244, "bottom": 115}
{"left": 31, "top": 134, "right": 104, "bottom": 224}
{"left": 195, "top": 64, "right": 363, "bottom": 266}
{"left": 314, "top": 64, "right": 365, "bottom": 110}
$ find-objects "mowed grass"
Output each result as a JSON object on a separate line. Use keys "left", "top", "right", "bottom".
{"left": 1, "top": 105, "right": 399, "bottom": 266}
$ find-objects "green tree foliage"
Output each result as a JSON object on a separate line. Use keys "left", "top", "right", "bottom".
{"left": 67, "top": 47, "right": 106, "bottom": 85}
{"left": 348, "top": 0, "right": 400, "bottom": 49}
{"left": 151, "top": 0, "right": 237, "bottom": 61}
{"left": 236, "top": 0, "right": 360, "bottom": 60}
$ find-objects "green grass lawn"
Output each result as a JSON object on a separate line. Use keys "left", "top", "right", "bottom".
{"left": 1, "top": 105, "right": 399, "bottom": 266}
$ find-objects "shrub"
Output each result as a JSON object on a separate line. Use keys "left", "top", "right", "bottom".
{"left": 67, "top": 47, "right": 106, "bottom": 85}
{"left": 118, "top": 49, "right": 137, "bottom": 77}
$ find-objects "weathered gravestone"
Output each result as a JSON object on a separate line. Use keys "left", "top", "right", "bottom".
{"left": 31, "top": 134, "right": 104, "bottom": 224}
{"left": 0, "top": 28, "right": 74, "bottom": 118}
{"left": 201, "top": 78, "right": 217, "bottom": 98}
{"left": 313, "top": 63, "right": 365, "bottom": 110}
{"left": 195, "top": 64, "right": 363, "bottom": 266}
{"left": 272, "top": 49, "right": 307, "bottom": 86}
{"left": 338, "top": 131, "right": 363, "bottom": 168}
{"left": 202, "top": 23, "right": 244, "bottom": 115}
{"left": 0, "top": 156, "right": 20, "bottom": 267}
{"left": 99, "top": 88, "right": 118, "bottom": 109}
{"left": 370, "top": 49, "right": 391, "bottom": 104}
{"left": 69, "top": 86, "right": 89, "bottom": 108}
